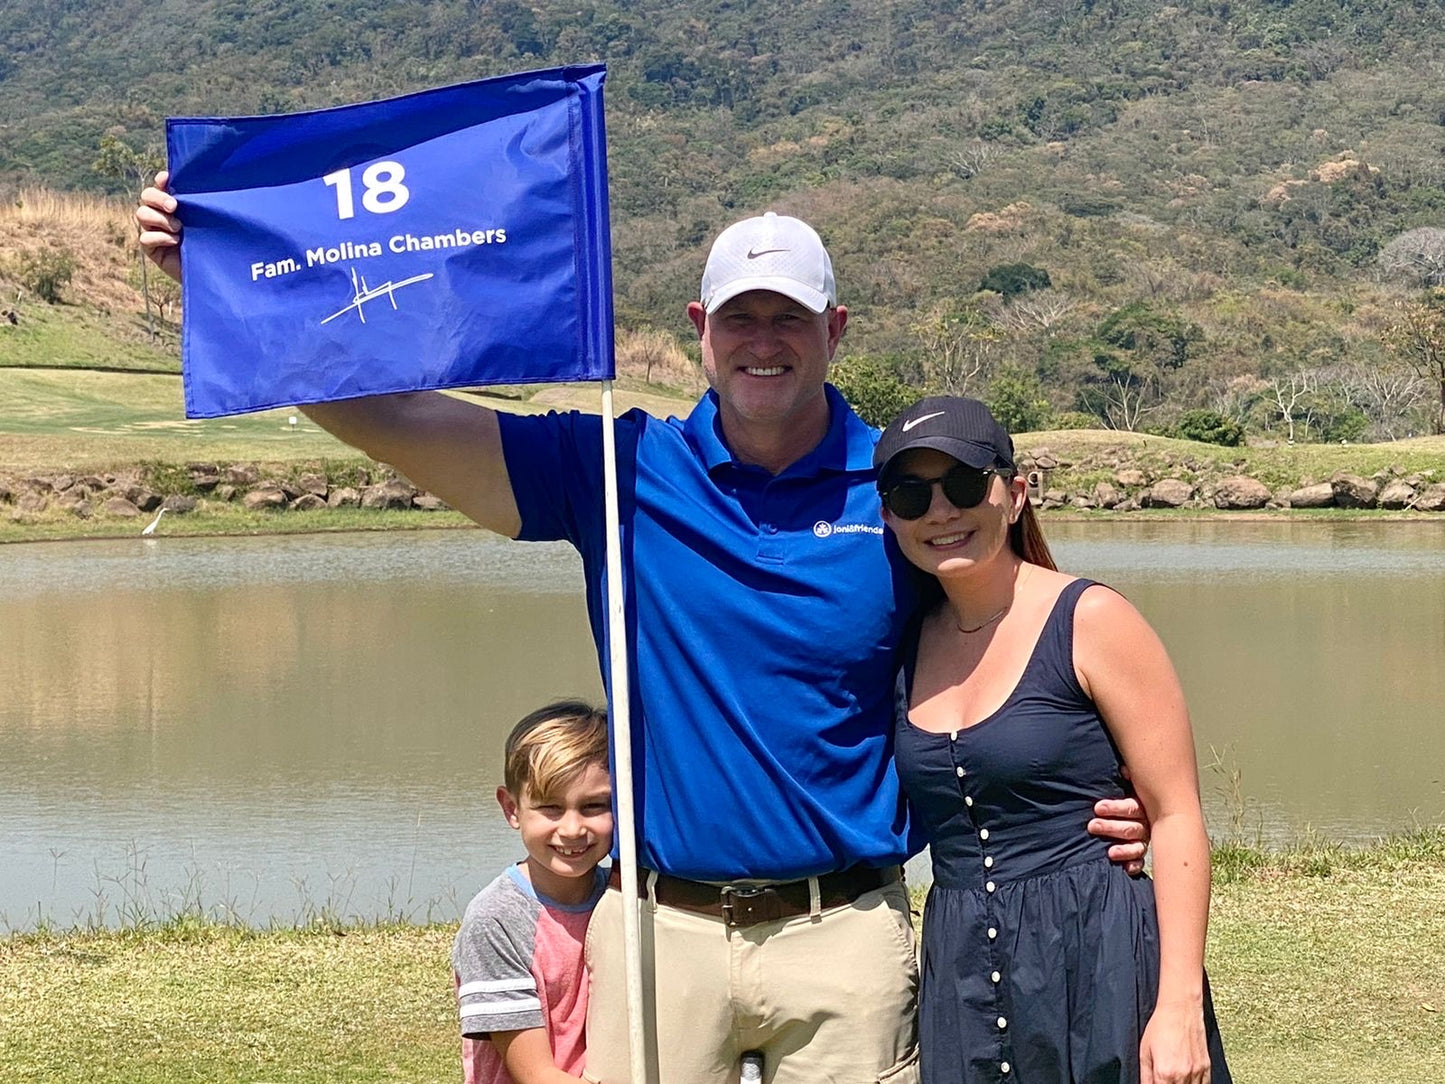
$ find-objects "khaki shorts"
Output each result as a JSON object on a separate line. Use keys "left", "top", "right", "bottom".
{"left": 583, "top": 874, "right": 921, "bottom": 1084}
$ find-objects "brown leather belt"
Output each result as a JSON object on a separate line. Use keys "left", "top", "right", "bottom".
{"left": 606, "top": 864, "right": 899, "bottom": 929}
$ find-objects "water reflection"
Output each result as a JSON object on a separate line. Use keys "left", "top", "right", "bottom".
{"left": 2, "top": 523, "right": 1442, "bottom": 929}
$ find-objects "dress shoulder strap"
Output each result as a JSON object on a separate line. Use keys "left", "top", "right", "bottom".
{"left": 1027, "top": 576, "right": 1104, "bottom": 699}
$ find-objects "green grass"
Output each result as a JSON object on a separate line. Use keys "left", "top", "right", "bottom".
{"left": 3, "top": 834, "right": 1442, "bottom": 1084}
{"left": 4, "top": 363, "right": 1443, "bottom": 546}
{"left": 0, "top": 301, "right": 180, "bottom": 373}
{"left": 0, "top": 505, "right": 480, "bottom": 544}
{"left": 0, "top": 367, "right": 696, "bottom": 475}
{"left": 1018, "top": 427, "right": 1445, "bottom": 492}
{"left": 0, "top": 367, "right": 356, "bottom": 470}
{"left": 0, "top": 922, "right": 459, "bottom": 1084}
{"left": 1204, "top": 834, "right": 1445, "bottom": 1082}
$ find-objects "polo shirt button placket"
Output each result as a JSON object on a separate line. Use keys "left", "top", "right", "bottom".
{"left": 755, "top": 480, "right": 785, "bottom": 560}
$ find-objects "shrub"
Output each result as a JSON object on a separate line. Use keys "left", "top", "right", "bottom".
{"left": 978, "top": 262, "right": 1051, "bottom": 298}
{"left": 1173, "top": 409, "right": 1245, "bottom": 446}
{"left": 830, "top": 356, "right": 917, "bottom": 428}
{"left": 1319, "top": 407, "right": 1370, "bottom": 444}
{"left": 985, "top": 365, "right": 1054, "bottom": 434}
{"left": 1052, "top": 411, "right": 1100, "bottom": 430}
{"left": 17, "top": 246, "right": 76, "bottom": 303}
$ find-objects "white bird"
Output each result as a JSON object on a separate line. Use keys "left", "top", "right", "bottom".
{"left": 141, "top": 507, "right": 167, "bottom": 536}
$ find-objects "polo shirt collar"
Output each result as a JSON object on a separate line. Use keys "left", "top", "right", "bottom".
{"left": 684, "top": 384, "right": 879, "bottom": 478}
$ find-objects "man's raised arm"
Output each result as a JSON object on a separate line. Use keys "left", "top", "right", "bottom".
{"left": 135, "top": 172, "right": 522, "bottom": 538}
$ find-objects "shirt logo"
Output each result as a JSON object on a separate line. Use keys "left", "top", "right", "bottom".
{"left": 813, "top": 521, "right": 882, "bottom": 538}
{"left": 901, "top": 410, "right": 946, "bottom": 432}
{"left": 746, "top": 247, "right": 789, "bottom": 259}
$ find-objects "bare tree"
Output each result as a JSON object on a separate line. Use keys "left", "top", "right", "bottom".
{"left": 1092, "top": 373, "right": 1159, "bottom": 432}
{"left": 1328, "top": 359, "right": 1427, "bottom": 440}
{"left": 1382, "top": 292, "right": 1445, "bottom": 433}
{"left": 1207, "top": 374, "right": 1270, "bottom": 428}
{"left": 94, "top": 131, "right": 166, "bottom": 342}
{"left": 945, "top": 139, "right": 1001, "bottom": 180}
{"left": 913, "top": 303, "right": 998, "bottom": 395}
{"left": 1267, "top": 371, "right": 1317, "bottom": 442}
{"left": 989, "top": 290, "right": 1077, "bottom": 333}
{"left": 1378, "top": 228, "right": 1445, "bottom": 288}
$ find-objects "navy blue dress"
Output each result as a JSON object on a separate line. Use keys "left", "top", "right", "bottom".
{"left": 895, "top": 578, "right": 1231, "bottom": 1083}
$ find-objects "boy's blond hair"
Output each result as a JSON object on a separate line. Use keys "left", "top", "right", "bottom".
{"left": 503, "top": 700, "right": 609, "bottom": 800}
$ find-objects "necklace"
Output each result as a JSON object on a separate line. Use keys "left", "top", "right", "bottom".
{"left": 955, "top": 604, "right": 1011, "bottom": 635}
{"left": 953, "top": 564, "right": 1031, "bottom": 635}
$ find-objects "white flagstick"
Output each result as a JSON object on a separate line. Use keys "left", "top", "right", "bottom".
{"left": 600, "top": 379, "right": 651, "bottom": 1084}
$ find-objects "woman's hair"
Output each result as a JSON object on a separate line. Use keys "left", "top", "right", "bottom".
{"left": 1010, "top": 495, "right": 1057, "bottom": 571}
{"left": 502, "top": 700, "right": 609, "bottom": 800}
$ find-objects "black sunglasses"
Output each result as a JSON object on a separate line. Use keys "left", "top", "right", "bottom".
{"left": 880, "top": 465, "right": 1010, "bottom": 520}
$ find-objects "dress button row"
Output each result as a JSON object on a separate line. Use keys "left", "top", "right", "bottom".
{"left": 997, "top": 1016, "right": 1007, "bottom": 1030}
{"left": 979, "top": 828, "right": 990, "bottom": 841}
{"left": 964, "top": 795, "right": 974, "bottom": 807}
{"left": 990, "top": 970, "right": 1001, "bottom": 983}
{"left": 986, "top": 881, "right": 996, "bottom": 893}
{"left": 987, "top": 927, "right": 997, "bottom": 940}
{"left": 983, "top": 856, "right": 993, "bottom": 868}
{"left": 1001, "top": 1062, "right": 1011, "bottom": 1074}
{"left": 955, "top": 766, "right": 965, "bottom": 778}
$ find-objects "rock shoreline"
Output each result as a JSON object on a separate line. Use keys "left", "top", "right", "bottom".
{"left": 1019, "top": 447, "right": 1445, "bottom": 512}
{"left": 2, "top": 462, "right": 451, "bottom": 524}
{"left": 5, "top": 451, "right": 1445, "bottom": 525}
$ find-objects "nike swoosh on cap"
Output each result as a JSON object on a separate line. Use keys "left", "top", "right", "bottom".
{"left": 901, "top": 411, "right": 946, "bottom": 432}
{"left": 746, "top": 247, "right": 789, "bottom": 259}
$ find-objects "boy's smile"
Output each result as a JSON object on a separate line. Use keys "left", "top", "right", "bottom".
{"left": 498, "top": 760, "right": 613, "bottom": 905}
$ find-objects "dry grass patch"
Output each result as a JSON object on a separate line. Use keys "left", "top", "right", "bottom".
{"left": 615, "top": 325, "right": 704, "bottom": 395}
{"left": 0, "top": 188, "right": 153, "bottom": 316}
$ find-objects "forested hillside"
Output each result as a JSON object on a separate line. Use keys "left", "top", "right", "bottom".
{"left": 5, "top": 0, "right": 1445, "bottom": 439}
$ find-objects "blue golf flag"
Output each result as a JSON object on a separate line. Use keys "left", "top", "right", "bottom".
{"left": 167, "top": 65, "right": 613, "bottom": 418}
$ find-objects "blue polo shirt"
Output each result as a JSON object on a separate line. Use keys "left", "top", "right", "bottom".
{"left": 499, "top": 385, "right": 917, "bottom": 880}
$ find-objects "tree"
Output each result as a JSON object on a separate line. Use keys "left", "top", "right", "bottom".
{"left": 1173, "top": 409, "right": 1244, "bottom": 446}
{"left": 1310, "top": 358, "right": 1428, "bottom": 441}
{"left": 1266, "top": 371, "right": 1317, "bottom": 442}
{"left": 1378, "top": 228, "right": 1445, "bottom": 288}
{"left": 978, "top": 262, "right": 1051, "bottom": 298}
{"left": 944, "top": 139, "right": 1000, "bottom": 180}
{"left": 913, "top": 302, "right": 999, "bottom": 396}
{"left": 991, "top": 290, "right": 1076, "bottom": 334}
{"left": 93, "top": 132, "right": 166, "bottom": 341}
{"left": 1096, "top": 302, "right": 1200, "bottom": 371}
{"left": 92, "top": 131, "right": 164, "bottom": 195}
{"left": 830, "top": 356, "right": 917, "bottom": 429}
{"left": 1078, "top": 302, "right": 1203, "bottom": 431}
{"left": 1079, "top": 363, "right": 1159, "bottom": 432}
{"left": 17, "top": 247, "right": 75, "bottom": 303}
{"left": 984, "top": 365, "right": 1054, "bottom": 434}
{"left": 1207, "top": 374, "right": 1269, "bottom": 431}
{"left": 1382, "top": 290, "right": 1445, "bottom": 434}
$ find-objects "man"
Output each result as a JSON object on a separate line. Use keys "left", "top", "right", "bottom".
{"left": 137, "top": 184, "right": 1148, "bottom": 1083}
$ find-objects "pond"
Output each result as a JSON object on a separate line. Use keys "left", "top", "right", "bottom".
{"left": 3, "top": 520, "right": 1441, "bottom": 930}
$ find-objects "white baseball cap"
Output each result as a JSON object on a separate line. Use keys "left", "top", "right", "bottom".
{"left": 699, "top": 211, "right": 837, "bottom": 314}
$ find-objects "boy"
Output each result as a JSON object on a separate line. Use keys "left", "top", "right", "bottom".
{"left": 453, "top": 701, "right": 611, "bottom": 1084}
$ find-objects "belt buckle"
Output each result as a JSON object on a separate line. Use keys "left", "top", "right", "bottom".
{"left": 720, "top": 885, "right": 777, "bottom": 929}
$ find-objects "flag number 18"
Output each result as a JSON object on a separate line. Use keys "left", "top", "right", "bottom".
{"left": 322, "top": 161, "right": 410, "bottom": 220}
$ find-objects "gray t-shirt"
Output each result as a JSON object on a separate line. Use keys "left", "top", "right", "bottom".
{"left": 452, "top": 863, "right": 608, "bottom": 1080}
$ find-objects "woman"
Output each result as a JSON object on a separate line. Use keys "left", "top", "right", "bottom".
{"left": 875, "top": 396, "right": 1230, "bottom": 1084}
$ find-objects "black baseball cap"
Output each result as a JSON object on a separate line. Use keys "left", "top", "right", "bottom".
{"left": 873, "top": 396, "right": 1015, "bottom": 487}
